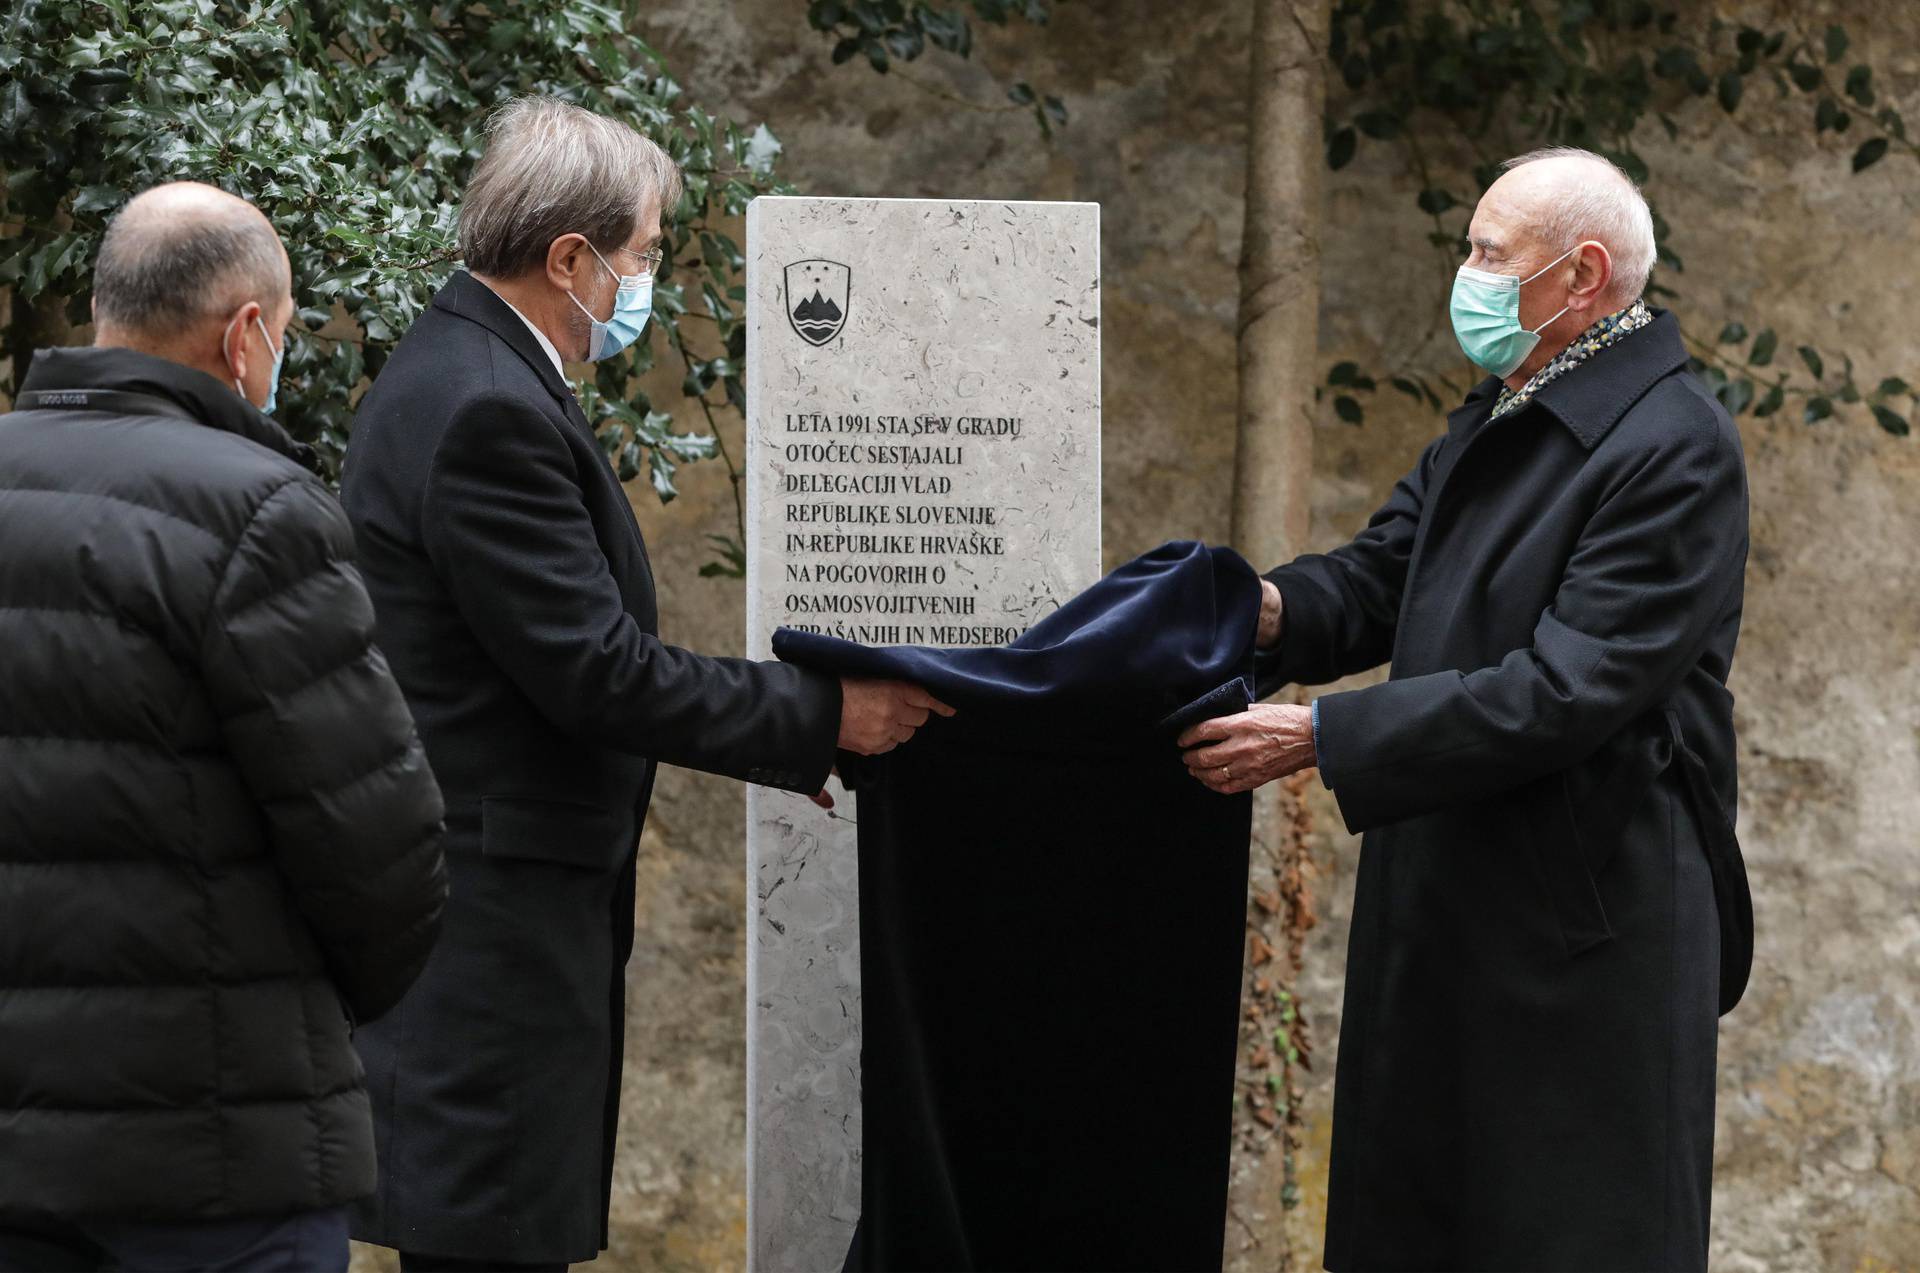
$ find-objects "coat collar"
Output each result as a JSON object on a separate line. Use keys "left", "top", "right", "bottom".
{"left": 1446, "top": 307, "right": 1690, "bottom": 452}
{"left": 18, "top": 344, "right": 314, "bottom": 468}
{"left": 1446, "top": 374, "right": 1504, "bottom": 437}
{"left": 430, "top": 270, "right": 577, "bottom": 412}
{"left": 1525, "top": 307, "right": 1690, "bottom": 450}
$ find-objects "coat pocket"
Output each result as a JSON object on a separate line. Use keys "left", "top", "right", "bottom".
{"left": 480, "top": 795, "right": 626, "bottom": 872}
{"left": 1511, "top": 771, "right": 1613, "bottom": 958}
{"left": 1514, "top": 718, "right": 1676, "bottom": 959}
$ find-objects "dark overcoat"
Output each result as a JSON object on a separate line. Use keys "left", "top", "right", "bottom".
{"left": 1258, "top": 310, "right": 1752, "bottom": 1272}
{"left": 339, "top": 272, "right": 841, "bottom": 1264}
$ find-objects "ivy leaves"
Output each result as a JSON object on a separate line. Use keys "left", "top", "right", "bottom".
{"left": 1702, "top": 19, "right": 1906, "bottom": 176}
{"left": 1700, "top": 324, "right": 1912, "bottom": 436}
{"left": 0, "top": 0, "right": 789, "bottom": 573}
{"left": 1317, "top": 359, "right": 1448, "bottom": 428}
{"left": 805, "top": 0, "right": 1068, "bottom": 136}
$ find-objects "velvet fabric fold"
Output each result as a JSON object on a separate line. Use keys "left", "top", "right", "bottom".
{"left": 773, "top": 541, "right": 1262, "bottom": 1273}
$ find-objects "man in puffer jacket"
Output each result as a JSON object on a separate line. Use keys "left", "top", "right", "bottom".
{"left": 0, "top": 182, "right": 448, "bottom": 1272}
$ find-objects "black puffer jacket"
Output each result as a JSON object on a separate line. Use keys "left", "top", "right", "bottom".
{"left": 0, "top": 346, "right": 447, "bottom": 1222}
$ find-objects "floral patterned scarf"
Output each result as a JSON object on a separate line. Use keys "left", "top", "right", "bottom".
{"left": 1490, "top": 297, "right": 1654, "bottom": 420}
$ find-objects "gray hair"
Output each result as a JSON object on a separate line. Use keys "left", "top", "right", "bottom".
{"left": 93, "top": 185, "right": 286, "bottom": 331}
{"left": 1501, "top": 147, "right": 1658, "bottom": 301}
{"left": 459, "top": 96, "right": 683, "bottom": 278}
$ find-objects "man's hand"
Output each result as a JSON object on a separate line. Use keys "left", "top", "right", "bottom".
{"left": 1178, "top": 702, "right": 1315, "bottom": 795}
{"left": 1256, "top": 578, "right": 1284, "bottom": 649}
{"left": 838, "top": 678, "right": 956, "bottom": 756}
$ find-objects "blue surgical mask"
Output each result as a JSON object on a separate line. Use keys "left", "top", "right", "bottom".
{"left": 1449, "top": 244, "right": 1578, "bottom": 378}
{"left": 567, "top": 242, "right": 653, "bottom": 361}
{"left": 228, "top": 312, "right": 285, "bottom": 414}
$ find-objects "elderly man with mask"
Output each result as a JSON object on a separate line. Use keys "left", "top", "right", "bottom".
{"left": 0, "top": 183, "right": 446, "bottom": 1272}
{"left": 340, "top": 97, "right": 950, "bottom": 1272}
{"left": 1179, "top": 148, "right": 1752, "bottom": 1270}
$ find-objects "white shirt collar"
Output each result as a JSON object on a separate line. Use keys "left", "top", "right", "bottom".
{"left": 475, "top": 276, "right": 565, "bottom": 377}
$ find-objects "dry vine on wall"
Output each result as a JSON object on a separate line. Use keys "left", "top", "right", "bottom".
{"left": 1232, "top": 762, "right": 1320, "bottom": 1264}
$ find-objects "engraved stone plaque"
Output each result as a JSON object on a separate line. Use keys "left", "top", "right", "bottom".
{"left": 745, "top": 196, "right": 1100, "bottom": 1269}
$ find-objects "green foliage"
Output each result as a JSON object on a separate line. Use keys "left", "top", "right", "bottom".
{"left": 805, "top": 0, "right": 1067, "bottom": 136}
{"left": 1698, "top": 322, "right": 1918, "bottom": 437}
{"left": 1321, "top": 0, "right": 1914, "bottom": 437}
{"left": 0, "top": 0, "right": 792, "bottom": 569}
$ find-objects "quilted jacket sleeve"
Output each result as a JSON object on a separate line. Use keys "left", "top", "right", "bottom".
{"left": 200, "top": 475, "right": 448, "bottom": 1024}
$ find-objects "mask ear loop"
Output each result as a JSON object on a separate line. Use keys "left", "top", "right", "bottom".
{"left": 1527, "top": 303, "right": 1572, "bottom": 336}
{"left": 1521, "top": 242, "right": 1582, "bottom": 335}
{"left": 565, "top": 239, "right": 624, "bottom": 325}
{"left": 223, "top": 310, "right": 250, "bottom": 398}
{"left": 1519, "top": 242, "right": 1581, "bottom": 286}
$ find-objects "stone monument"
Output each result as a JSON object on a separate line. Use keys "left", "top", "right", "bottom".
{"left": 744, "top": 196, "right": 1101, "bottom": 1269}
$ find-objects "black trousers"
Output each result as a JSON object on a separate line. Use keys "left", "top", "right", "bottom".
{"left": 0, "top": 1207, "right": 347, "bottom": 1272}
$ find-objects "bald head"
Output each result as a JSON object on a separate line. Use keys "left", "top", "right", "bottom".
{"left": 90, "top": 183, "right": 294, "bottom": 411}
{"left": 1474, "top": 148, "right": 1657, "bottom": 305}
{"left": 93, "top": 182, "right": 290, "bottom": 335}
{"left": 1459, "top": 148, "right": 1659, "bottom": 387}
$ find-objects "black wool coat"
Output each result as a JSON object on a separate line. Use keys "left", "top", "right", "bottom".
{"left": 1259, "top": 309, "right": 1751, "bottom": 1272}
{"left": 0, "top": 347, "right": 447, "bottom": 1223}
{"left": 776, "top": 542, "right": 1260, "bottom": 1273}
{"left": 340, "top": 271, "right": 842, "bottom": 1264}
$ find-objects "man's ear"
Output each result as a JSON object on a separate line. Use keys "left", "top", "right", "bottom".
{"left": 545, "top": 233, "right": 589, "bottom": 291}
{"left": 1569, "top": 240, "right": 1613, "bottom": 311}
{"left": 221, "top": 299, "right": 262, "bottom": 382}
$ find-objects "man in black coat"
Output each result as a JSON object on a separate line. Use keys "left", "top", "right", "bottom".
{"left": 1181, "top": 148, "right": 1752, "bottom": 1270}
{"left": 340, "top": 97, "right": 947, "bottom": 1271}
{"left": 0, "top": 183, "right": 447, "bottom": 1272}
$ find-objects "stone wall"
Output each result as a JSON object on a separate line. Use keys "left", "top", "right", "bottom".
{"left": 369, "top": 1, "right": 1920, "bottom": 1268}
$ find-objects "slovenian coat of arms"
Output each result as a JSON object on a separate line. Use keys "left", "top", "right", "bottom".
{"left": 784, "top": 259, "right": 851, "bottom": 346}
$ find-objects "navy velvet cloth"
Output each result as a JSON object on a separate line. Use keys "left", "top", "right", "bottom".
{"left": 772, "top": 541, "right": 1261, "bottom": 1273}
{"left": 775, "top": 539, "right": 1264, "bottom": 736}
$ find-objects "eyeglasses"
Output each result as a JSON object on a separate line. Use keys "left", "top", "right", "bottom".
{"left": 614, "top": 245, "right": 666, "bottom": 276}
